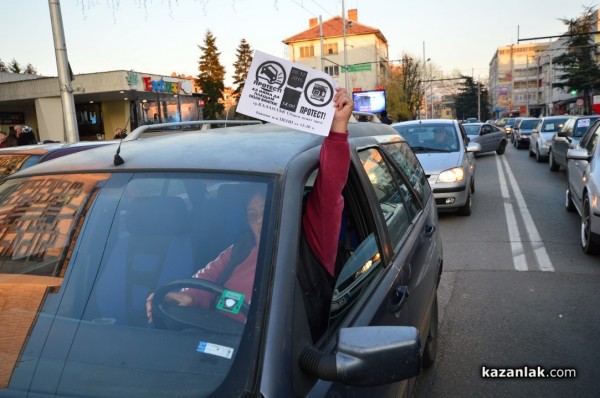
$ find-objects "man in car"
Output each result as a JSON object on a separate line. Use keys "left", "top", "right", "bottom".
{"left": 432, "top": 127, "right": 455, "bottom": 149}
{"left": 147, "top": 87, "right": 354, "bottom": 341}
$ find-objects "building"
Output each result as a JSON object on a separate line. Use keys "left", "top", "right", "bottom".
{"left": 282, "top": 8, "right": 389, "bottom": 93}
{"left": 0, "top": 70, "right": 203, "bottom": 142}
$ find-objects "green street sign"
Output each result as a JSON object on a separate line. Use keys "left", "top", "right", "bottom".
{"left": 347, "top": 63, "right": 372, "bottom": 73}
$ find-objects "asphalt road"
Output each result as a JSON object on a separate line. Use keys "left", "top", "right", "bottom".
{"left": 412, "top": 139, "right": 600, "bottom": 398}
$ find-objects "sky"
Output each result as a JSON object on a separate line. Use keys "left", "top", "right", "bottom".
{"left": 1, "top": 0, "right": 594, "bottom": 86}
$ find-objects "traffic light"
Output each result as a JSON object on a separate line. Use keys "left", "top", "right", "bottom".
{"left": 570, "top": 89, "right": 577, "bottom": 95}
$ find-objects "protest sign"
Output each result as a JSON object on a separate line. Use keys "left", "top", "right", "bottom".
{"left": 236, "top": 50, "right": 337, "bottom": 136}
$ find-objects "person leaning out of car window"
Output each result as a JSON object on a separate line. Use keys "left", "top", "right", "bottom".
{"left": 1, "top": 127, "right": 19, "bottom": 148}
{"left": 146, "top": 88, "right": 354, "bottom": 341}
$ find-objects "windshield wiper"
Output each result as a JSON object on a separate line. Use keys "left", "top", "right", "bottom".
{"left": 411, "top": 146, "right": 451, "bottom": 153}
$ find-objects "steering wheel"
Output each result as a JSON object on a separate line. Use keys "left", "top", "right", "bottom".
{"left": 152, "top": 278, "right": 249, "bottom": 334}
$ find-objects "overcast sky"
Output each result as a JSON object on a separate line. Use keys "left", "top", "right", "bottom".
{"left": 2, "top": 0, "right": 592, "bottom": 85}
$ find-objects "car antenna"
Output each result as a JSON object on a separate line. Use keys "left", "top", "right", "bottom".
{"left": 114, "top": 140, "right": 125, "bottom": 166}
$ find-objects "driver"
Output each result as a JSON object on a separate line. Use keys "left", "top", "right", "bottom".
{"left": 146, "top": 87, "right": 353, "bottom": 339}
{"left": 432, "top": 127, "right": 453, "bottom": 148}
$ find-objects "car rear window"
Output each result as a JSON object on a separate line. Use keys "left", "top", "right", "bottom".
{"left": 519, "top": 120, "right": 538, "bottom": 129}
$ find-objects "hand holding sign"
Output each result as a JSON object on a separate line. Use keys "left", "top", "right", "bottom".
{"left": 236, "top": 50, "right": 338, "bottom": 136}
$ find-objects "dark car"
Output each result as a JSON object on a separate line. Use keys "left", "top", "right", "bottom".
{"left": 0, "top": 141, "right": 116, "bottom": 178}
{"left": 549, "top": 115, "right": 600, "bottom": 171}
{"left": 512, "top": 117, "right": 538, "bottom": 149}
{"left": 0, "top": 122, "right": 442, "bottom": 397}
{"left": 462, "top": 122, "right": 507, "bottom": 155}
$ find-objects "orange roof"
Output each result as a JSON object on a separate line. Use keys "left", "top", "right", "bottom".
{"left": 282, "top": 15, "right": 388, "bottom": 44}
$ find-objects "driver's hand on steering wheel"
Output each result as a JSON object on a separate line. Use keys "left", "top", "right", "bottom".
{"left": 146, "top": 291, "right": 194, "bottom": 323}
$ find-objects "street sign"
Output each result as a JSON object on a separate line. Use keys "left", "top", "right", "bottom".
{"left": 576, "top": 99, "right": 584, "bottom": 106}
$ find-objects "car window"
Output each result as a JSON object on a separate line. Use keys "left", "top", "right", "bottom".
{"left": 542, "top": 118, "right": 568, "bottom": 132}
{"left": 358, "top": 148, "right": 413, "bottom": 247}
{"left": 520, "top": 119, "right": 538, "bottom": 129}
{"left": 393, "top": 123, "right": 459, "bottom": 152}
{"left": 574, "top": 117, "right": 599, "bottom": 137}
{"left": 462, "top": 124, "right": 480, "bottom": 136}
{"left": 584, "top": 127, "right": 600, "bottom": 153}
{"left": 383, "top": 141, "right": 431, "bottom": 207}
{"left": 0, "top": 172, "right": 275, "bottom": 397}
{"left": 0, "top": 154, "right": 43, "bottom": 178}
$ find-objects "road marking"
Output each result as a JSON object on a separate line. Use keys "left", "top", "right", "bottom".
{"left": 499, "top": 156, "right": 555, "bottom": 272}
{"left": 496, "top": 156, "right": 528, "bottom": 271}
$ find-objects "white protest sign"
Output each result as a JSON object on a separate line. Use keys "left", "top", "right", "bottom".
{"left": 236, "top": 50, "right": 337, "bottom": 136}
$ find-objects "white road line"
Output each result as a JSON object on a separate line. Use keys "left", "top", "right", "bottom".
{"left": 500, "top": 155, "right": 555, "bottom": 272}
{"left": 495, "top": 156, "right": 528, "bottom": 271}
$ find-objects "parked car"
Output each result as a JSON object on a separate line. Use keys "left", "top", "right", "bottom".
{"left": 392, "top": 119, "right": 481, "bottom": 216}
{"left": 549, "top": 115, "right": 600, "bottom": 171}
{"left": 529, "top": 116, "right": 569, "bottom": 162}
{"left": 0, "top": 121, "right": 443, "bottom": 397}
{"left": 565, "top": 119, "right": 600, "bottom": 254}
{"left": 512, "top": 117, "right": 539, "bottom": 149}
{"left": 351, "top": 111, "right": 381, "bottom": 123}
{"left": 0, "top": 141, "right": 117, "bottom": 179}
{"left": 462, "top": 122, "right": 507, "bottom": 155}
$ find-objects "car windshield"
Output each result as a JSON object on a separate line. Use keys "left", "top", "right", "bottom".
{"left": 505, "top": 118, "right": 516, "bottom": 127}
{"left": 519, "top": 119, "right": 538, "bottom": 129}
{"left": 0, "top": 172, "right": 274, "bottom": 397}
{"left": 542, "top": 118, "right": 569, "bottom": 132}
{"left": 462, "top": 124, "right": 480, "bottom": 136}
{"left": 392, "top": 123, "right": 459, "bottom": 152}
{"left": 573, "top": 117, "right": 599, "bottom": 137}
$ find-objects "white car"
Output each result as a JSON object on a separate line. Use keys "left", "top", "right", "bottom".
{"left": 392, "top": 119, "right": 481, "bottom": 216}
{"left": 529, "top": 116, "right": 569, "bottom": 162}
{"left": 566, "top": 119, "right": 600, "bottom": 254}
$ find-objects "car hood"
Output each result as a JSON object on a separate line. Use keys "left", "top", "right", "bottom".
{"left": 414, "top": 151, "right": 462, "bottom": 174}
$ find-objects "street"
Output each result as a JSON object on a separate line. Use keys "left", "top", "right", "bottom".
{"left": 412, "top": 141, "right": 600, "bottom": 397}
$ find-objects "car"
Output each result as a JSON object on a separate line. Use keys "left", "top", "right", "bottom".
{"left": 0, "top": 121, "right": 443, "bottom": 397}
{"left": 351, "top": 111, "right": 382, "bottom": 123}
{"left": 462, "top": 122, "right": 507, "bottom": 155}
{"left": 529, "top": 115, "right": 569, "bottom": 162}
{"left": 391, "top": 119, "right": 481, "bottom": 216}
{"left": 0, "top": 141, "right": 117, "bottom": 179}
{"left": 499, "top": 117, "right": 517, "bottom": 136}
{"left": 565, "top": 119, "right": 600, "bottom": 254}
{"left": 465, "top": 117, "right": 479, "bottom": 123}
{"left": 512, "top": 117, "right": 539, "bottom": 149}
{"left": 549, "top": 115, "right": 600, "bottom": 171}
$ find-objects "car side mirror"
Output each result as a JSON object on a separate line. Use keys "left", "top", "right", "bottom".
{"left": 299, "top": 326, "right": 422, "bottom": 386}
{"left": 567, "top": 148, "right": 592, "bottom": 161}
{"left": 467, "top": 142, "right": 482, "bottom": 153}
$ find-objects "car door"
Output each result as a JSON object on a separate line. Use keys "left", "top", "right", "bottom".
{"left": 479, "top": 124, "right": 494, "bottom": 152}
{"left": 569, "top": 124, "right": 600, "bottom": 209}
{"left": 553, "top": 119, "right": 574, "bottom": 166}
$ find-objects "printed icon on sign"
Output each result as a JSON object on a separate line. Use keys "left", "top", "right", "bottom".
{"left": 310, "top": 83, "right": 328, "bottom": 102}
{"left": 304, "top": 78, "right": 334, "bottom": 107}
{"left": 256, "top": 61, "right": 286, "bottom": 89}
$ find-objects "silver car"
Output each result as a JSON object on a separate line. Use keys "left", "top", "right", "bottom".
{"left": 392, "top": 119, "right": 481, "bottom": 216}
{"left": 529, "top": 116, "right": 569, "bottom": 162}
{"left": 549, "top": 115, "right": 600, "bottom": 171}
{"left": 462, "top": 122, "right": 507, "bottom": 155}
{"left": 566, "top": 119, "right": 600, "bottom": 254}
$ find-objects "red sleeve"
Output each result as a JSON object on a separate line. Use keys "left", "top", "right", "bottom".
{"left": 302, "top": 131, "right": 350, "bottom": 276}
{"left": 185, "top": 245, "right": 233, "bottom": 307}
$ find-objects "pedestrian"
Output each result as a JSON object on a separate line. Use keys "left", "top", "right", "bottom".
{"left": 0, "top": 132, "right": 7, "bottom": 148}
{"left": 113, "top": 127, "right": 127, "bottom": 140}
{"left": 380, "top": 110, "right": 393, "bottom": 125}
{"left": 16, "top": 125, "right": 37, "bottom": 146}
{"left": 2, "top": 128, "right": 19, "bottom": 147}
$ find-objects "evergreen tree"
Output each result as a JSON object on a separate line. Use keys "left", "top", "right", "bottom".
{"left": 8, "top": 59, "right": 21, "bottom": 73}
{"left": 195, "top": 30, "right": 226, "bottom": 120}
{"left": 454, "top": 75, "right": 490, "bottom": 121}
{"left": 24, "top": 63, "right": 38, "bottom": 75}
{"left": 552, "top": 6, "right": 600, "bottom": 115}
{"left": 231, "top": 38, "right": 253, "bottom": 103}
{"left": 0, "top": 58, "right": 7, "bottom": 72}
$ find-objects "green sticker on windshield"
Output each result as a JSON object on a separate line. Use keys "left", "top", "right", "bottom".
{"left": 216, "top": 290, "right": 245, "bottom": 314}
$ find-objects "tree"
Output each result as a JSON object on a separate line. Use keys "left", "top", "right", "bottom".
{"left": 0, "top": 58, "right": 7, "bottom": 72}
{"left": 231, "top": 38, "right": 253, "bottom": 103}
{"left": 454, "top": 75, "right": 490, "bottom": 121}
{"left": 24, "top": 63, "right": 38, "bottom": 75}
{"left": 384, "top": 55, "right": 424, "bottom": 121}
{"left": 552, "top": 6, "right": 600, "bottom": 115}
{"left": 8, "top": 59, "right": 22, "bottom": 74}
{"left": 195, "top": 30, "right": 226, "bottom": 120}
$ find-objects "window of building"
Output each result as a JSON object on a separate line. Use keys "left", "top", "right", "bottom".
{"left": 324, "top": 65, "right": 339, "bottom": 77}
{"left": 324, "top": 43, "right": 338, "bottom": 55}
{"left": 299, "top": 45, "right": 315, "bottom": 58}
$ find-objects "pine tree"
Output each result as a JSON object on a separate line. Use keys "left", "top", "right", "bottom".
{"left": 454, "top": 76, "right": 490, "bottom": 121}
{"left": 8, "top": 59, "right": 21, "bottom": 74}
{"left": 231, "top": 38, "right": 253, "bottom": 103}
{"left": 552, "top": 6, "right": 600, "bottom": 115}
{"left": 0, "top": 58, "right": 7, "bottom": 72}
{"left": 24, "top": 63, "right": 38, "bottom": 75}
{"left": 195, "top": 30, "right": 226, "bottom": 120}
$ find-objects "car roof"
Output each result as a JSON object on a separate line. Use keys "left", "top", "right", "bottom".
{"left": 0, "top": 141, "right": 117, "bottom": 156}
{"left": 9, "top": 122, "right": 402, "bottom": 177}
{"left": 392, "top": 119, "right": 458, "bottom": 126}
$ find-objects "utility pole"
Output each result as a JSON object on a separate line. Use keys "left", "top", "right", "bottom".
{"left": 477, "top": 79, "right": 481, "bottom": 121}
{"left": 48, "top": 0, "right": 79, "bottom": 142}
{"left": 342, "top": 0, "right": 349, "bottom": 90}
{"left": 319, "top": 16, "right": 324, "bottom": 72}
{"left": 423, "top": 41, "right": 427, "bottom": 119}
